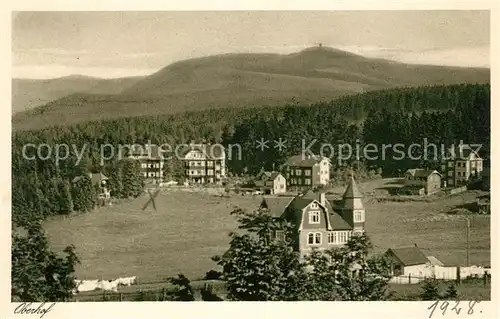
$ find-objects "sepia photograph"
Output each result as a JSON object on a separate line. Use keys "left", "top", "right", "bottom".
{"left": 7, "top": 7, "right": 495, "bottom": 317}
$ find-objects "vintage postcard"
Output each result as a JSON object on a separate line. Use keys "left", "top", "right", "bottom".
{"left": 2, "top": 2, "right": 498, "bottom": 319}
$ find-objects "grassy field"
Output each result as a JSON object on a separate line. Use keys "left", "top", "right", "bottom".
{"left": 388, "top": 279, "right": 491, "bottom": 301}
{"left": 44, "top": 178, "right": 490, "bottom": 284}
{"left": 44, "top": 191, "right": 261, "bottom": 282}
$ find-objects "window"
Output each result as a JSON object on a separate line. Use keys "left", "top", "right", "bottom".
{"left": 308, "top": 232, "right": 321, "bottom": 245}
{"left": 308, "top": 233, "right": 314, "bottom": 245}
{"left": 150, "top": 164, "right": 154, "bottom": 168}
{"left": 295, "top": 169, "right": 302, "bottom": 176}
{"left": 207, "top": 161, "right": 214, "bottom": 167}
{"left": 305, "top": 178, "right": 311, "bottom": 185}
{"left": 190, "top": 170, "right": 195, "bottom": 175}
{"left": 354, "top": 211, "right": 364, "bottom": 222}
{"left": 315, "top": 233, "right": 322, "bottom": 244}
{"left": 305, "top": 170, "right": 311, "bottom": 176}
{"left": 448, "top": 162, "right": 454, "bottom": 167}
{"left": 328, "top": 232, "right": 336, "bottom": 244}
{"left": 448, "top": 171, "right": 453, "bottom": 177}
{"left": 309, "top": 211, "right": 320, "bottom": 224}
{"left": 339, "top": 232, "right": 347, "bottom": 244}
{"left": 310, "top": 203, "right": 318, "bottom": 209}
{"left": 280, "top": 184, "right": 284, "bottom": 189}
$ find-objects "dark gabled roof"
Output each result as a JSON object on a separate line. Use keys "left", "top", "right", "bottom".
{"left": 263, "top": 190, "right": 352, "bottom": 231}
{"left": 269, "top": 172, "right": 282, "bottom": 181}
{"left": 258, "top": 171, "right": 272, "bottom": 179}
{"left": 386, "top": 246, "right": 429, "bottom": 266}
{"left": 343, "top": 176, "right": 363, "bottom": 199}
{"left": 329, "top": 199, "right": 344, "bottom": 209}
{"left": 178, "top": 143, "right": 225, "bottom": 160}
{"left": 406, "top": 169, "right": 441, "bottom": 178}
{"left": 258, "top": 171, "right": 283, "bottom": 182}
{"left": 72, "top": 172, "right": 108, "bottom": 185}
{"left": 89, "top": 172, "right": 108, "bottom": 185}
{"left": 260, "top": 197, "right": 294, "bottom": 218}
{"left": 128, "top": 144, "right": 165, "bottom": 159}
{"left": 284, "top": 155, "right": 327, "bottom": 167}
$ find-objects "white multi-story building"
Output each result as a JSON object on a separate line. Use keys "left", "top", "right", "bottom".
{"left": 181, "top": 143, "right": 226, "bottom": 184}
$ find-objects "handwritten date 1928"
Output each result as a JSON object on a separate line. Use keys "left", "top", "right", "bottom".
{"left": 428, "top": 300, "right": 481, "bottom": 318}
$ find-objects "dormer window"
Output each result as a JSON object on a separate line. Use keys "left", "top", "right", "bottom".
{"left": 309, "top": 211, "right": 320, "bottom": 224}
{"left": 310, "top": 202, "right": 318, "bottom": 209}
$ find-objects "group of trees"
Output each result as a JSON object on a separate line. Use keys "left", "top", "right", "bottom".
{"left": 12, "top": 222, "right": 80, "bottom": 301}
{"left": 210, "top": 207, "right": 393, "bottom": 301}
{"left": 12, "top": 149, "right": 145, "bottom": 228}
{"left": 225, "top": 83, "right": 490, "bottom": 176}
{"left": 11, "top": 83, "right": 489, "bottom": 301}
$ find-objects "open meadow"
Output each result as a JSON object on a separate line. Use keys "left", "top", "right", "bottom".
{"left": 44, "top": 179, "right": 490, "bottom": 285}
{"left": 44, "top": 191, "right": 261, "bottom": 282}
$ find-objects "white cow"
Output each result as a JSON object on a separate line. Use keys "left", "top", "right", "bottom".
{"left": 116, "top": 276, "right": 137, "bottom": 286}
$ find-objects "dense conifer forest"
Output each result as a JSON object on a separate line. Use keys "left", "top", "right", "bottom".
{"left": 12, "top": 83, "right": 490, "bottom": 227}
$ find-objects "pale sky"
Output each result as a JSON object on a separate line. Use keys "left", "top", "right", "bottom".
{"left": 12, "top": 11, "right": 490, "bottom": 79}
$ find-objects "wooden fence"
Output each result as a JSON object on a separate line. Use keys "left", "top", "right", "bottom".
{"left": 444, "top": 186, "right": 467, "bottom": 195}
{"left": 389, "top": 266, "right": 491, "bottom": 285}
{"left": 72, "top": 280, "right": 226, "bottom": 302}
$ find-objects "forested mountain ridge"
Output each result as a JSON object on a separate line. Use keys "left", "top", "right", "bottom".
{"left": 12, "top": 83, "right": 490, "bottom": 227}
{"left": 12, "top": 46, "right": 489, "bottom": 131}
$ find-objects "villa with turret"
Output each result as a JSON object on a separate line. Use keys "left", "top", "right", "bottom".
{"left": 260, "top": 175, "right": 365, "bottom": 255}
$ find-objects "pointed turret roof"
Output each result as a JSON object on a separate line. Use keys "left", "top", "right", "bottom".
{"left": 343, "top": 175, "right": 363, "bottom": 199}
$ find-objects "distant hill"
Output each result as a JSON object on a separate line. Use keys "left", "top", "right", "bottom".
{"left": 12, "top": 75, "right": 144, "bottom": 113}
{"left": 12, "top": 46, "right": 490, "bottom": 131}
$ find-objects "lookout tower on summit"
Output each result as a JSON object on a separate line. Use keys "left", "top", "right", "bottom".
{"left": 341, "top": 175, "right": 366, "bottom": 234}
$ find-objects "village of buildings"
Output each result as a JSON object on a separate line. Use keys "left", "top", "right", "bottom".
{"left": 82, "top": 141, "right": 491, "bottom": 287}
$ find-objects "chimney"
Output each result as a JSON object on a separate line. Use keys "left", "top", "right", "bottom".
{"left": 319, "top": 192, "right": 326, "bottom": 206}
